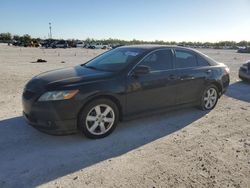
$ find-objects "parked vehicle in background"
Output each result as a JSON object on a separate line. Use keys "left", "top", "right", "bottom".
{"left": 105, "top": 45, "right": 112, "bottom": 50}
{"left": 12, "top": 40, "right": 23, "bottom": 46}
{"left": 52, "top": 40, "right": 68, "bottom": 48}
{"left": 89, "top": 43, "right": 109, "bottom": 49}
{"left": 239, "top": 61, "right": 250, "bottom": 82}
{"left": 76, "top": 41, "right": 85, "bottom": 48}
{"left": 84, "top": 43, "right": 90, "bottom": 48}
{"left": 22, "top": 45, "right": 230, "bottom": 139}
{"left": 40, "top": 39, "right": 54, "bottom": 48}
{"left": 237, "top": 47, "right": 250, "bottom": 53}
{"left": 12, "top": 40, "right": 39, "bottom": 47}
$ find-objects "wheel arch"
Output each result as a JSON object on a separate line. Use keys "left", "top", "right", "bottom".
{"left": 77, "top": 93, "right": 123, "bottom": 128}
{"left": 210, "top": 81, "right": 223, "bottom": 96}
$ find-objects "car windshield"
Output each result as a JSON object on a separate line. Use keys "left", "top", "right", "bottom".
{"left": 83, "top": 48, "right": 146, "bottom": 72}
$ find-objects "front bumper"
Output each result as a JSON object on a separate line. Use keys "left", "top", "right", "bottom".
{"left": 23, "top": 111, "right": 78, "bottom": 135}
{"left": 22, "top": 92, "right": 81, "bottom": 135}
{"left": 239, "top": 69, "right": 250, "bottom": 81}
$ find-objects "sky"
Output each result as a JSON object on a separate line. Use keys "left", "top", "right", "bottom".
{"left": 0, "top": 0, "right": 250, "bottom": 42}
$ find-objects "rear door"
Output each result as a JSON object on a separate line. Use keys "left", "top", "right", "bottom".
{"left": 174, "top": 49, "right": 211, "bottom": 104}
{"left": 126, "top": 49, "right": 179, "bottom": 115}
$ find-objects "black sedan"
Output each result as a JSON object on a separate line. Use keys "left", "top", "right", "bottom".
{"left": 22, "top": 45, "right": 230, "bottom": 138}
{"left": 239, "top": 61, "right": 250, "bottom": 82}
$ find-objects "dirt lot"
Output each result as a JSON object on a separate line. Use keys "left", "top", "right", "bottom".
{"left": 0, "top": 44, "right": 249, "bottom": 188}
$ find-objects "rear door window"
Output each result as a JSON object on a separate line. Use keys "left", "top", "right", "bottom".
{"left": 197, "top": 55, "right": 209, "bottom": 66}
{"left": 175, "top": 50, "right": 197, "bottom": 68}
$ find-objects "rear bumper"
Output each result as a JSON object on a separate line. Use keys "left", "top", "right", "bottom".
{"left": 220, "top": 73, "right": 230, "bottom": 95}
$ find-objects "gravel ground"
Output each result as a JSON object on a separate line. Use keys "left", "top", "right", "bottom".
{"left": 0, "top": 44, "right": 249, "bottom": 188}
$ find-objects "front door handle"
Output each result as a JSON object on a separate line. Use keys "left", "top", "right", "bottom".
{"left": 180, "top": 75, "right": 195, "bottom": 80}
{"left": 206, "top": 69, "right": 212, "bottom": 74}
{"left": 168, "top": 74, "right": 177, "bottom": 80}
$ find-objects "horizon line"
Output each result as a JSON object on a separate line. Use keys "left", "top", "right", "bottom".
{"left": 1, "top": 32, "right": 250, "bottom": 44}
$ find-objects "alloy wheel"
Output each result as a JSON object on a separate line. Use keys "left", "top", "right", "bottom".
{"left": 203, "top": 87, "right": 218, "bottom": 109}
{"left": 85, "top": 104, "right": 115, "bottom": 135}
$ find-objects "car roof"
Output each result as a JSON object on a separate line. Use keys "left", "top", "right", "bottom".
{"left": 119, "top": 44, "right": 218, "bottom": 65}
{"left": 119, "top": 44, "right": 195, "bottom": 51}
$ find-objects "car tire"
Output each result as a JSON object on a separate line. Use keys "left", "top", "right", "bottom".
{"left": 199, "top": 84, "right": 219, "bottom": 111}
{"left": 78, "top": 98, "right": 119, "bottom": 139}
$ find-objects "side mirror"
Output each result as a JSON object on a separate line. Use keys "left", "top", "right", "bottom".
{"left": 133, "top": 65, "right": 150, "bottom": 76}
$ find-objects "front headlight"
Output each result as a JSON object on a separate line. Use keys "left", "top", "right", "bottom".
{"left": 38, "top": 90, "right": 79, "bottom": 101}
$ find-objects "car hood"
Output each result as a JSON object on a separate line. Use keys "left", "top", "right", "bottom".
{"left": 25, "top": 65, "right": 113, "bottom": 92}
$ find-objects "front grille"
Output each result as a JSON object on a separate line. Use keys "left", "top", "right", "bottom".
{"left": 23, "top": 90, "right": 36, "bottom": 100}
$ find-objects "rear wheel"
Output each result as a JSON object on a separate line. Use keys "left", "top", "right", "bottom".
{"left": 199, "top": 85, "right": 219, "bottom": 110}
{"left": 78, "top": 98, "right": 119, "bottom": 139}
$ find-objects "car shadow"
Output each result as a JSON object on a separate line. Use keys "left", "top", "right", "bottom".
{"left": 225, "top": 81, "right": 250, "bottom": 103}
{"left": 0, "top": 108, "right": 207, "bottom": 187}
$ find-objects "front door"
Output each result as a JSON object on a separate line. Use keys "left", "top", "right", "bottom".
{"left": 126, "top": 49, "right": 178, "bottom": 115}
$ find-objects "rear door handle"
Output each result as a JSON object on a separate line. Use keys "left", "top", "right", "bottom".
{"left": 206, "top": 69, "right": 212, "bottom": 74}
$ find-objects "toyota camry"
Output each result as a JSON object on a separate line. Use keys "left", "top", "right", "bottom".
{"left": 22, "top": 45, "right": 230, "bottom": 138}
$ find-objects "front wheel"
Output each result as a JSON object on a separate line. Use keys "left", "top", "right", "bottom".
{"left": 199, "top": 85, "right": 219, "bottom": 111}
{"left": 78, "top": 98, "right": 119, "bottom": 139}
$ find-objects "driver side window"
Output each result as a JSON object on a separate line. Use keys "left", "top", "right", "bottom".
{"left": 139, "top": 49, "right": 173, "bottom": 71}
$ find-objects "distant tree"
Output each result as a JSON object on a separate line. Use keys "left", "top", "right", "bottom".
{"left": 19, "top": 34, "right": 32, "bottom": 46}
{"left": 34, "top": 37, "right": 42, "bottom": 43}
{"left": 85, "top": 37, "right": 95, "bottom": 44}
{"left": 169, "top": 41, "right": 177, "bottom": 45}
{"left": 154, "top": 40, "right": 165, "bottom": 45}
{"left": 237, "top": 41, "right": 248, "bottom": 47}
{"left": 23, "top": 34, "right": 31, "bottom": 41}
{"left": 0, "top": 32, "right": 12, "bottom": 42}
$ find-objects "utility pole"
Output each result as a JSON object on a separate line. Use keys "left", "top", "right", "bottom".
{"left": 49, "top": 22, "right": 52, "bottom": 39}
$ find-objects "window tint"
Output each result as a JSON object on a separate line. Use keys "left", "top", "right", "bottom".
{"left": 197, "top": 55, "right": 209, "bottom": 66}
{"left": 175, "top": 50, "right": 197, "bottom": 68}
{"left": 140, "top": 49, "right": 173, "bottom": 71}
